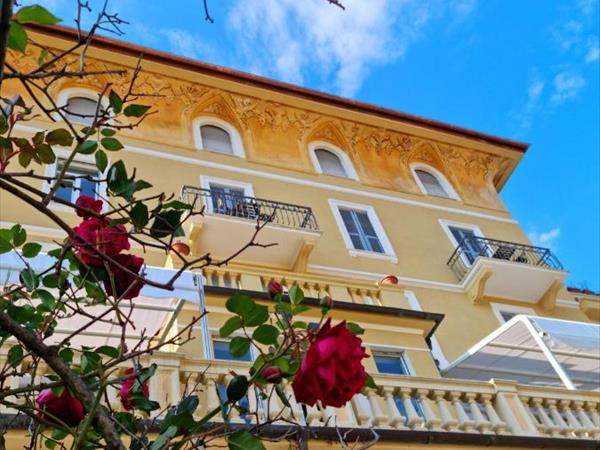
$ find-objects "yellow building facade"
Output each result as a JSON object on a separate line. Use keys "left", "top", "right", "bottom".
{"left": 1, "top": 25, "right": 599, "bottom": 449}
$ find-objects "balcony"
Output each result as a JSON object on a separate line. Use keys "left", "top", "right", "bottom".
{"left": 447, "top": 237, "right": 568, "bottom": 308}
{"left": 180, "top": 186, "right": 320, "bottom": 270}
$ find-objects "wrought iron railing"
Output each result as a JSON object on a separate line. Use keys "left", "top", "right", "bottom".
{"left": 447, "top": 236, "right": 563, "bottom": 280}
{"left": 180, "top": 186, "right": 319, "bottom": 232}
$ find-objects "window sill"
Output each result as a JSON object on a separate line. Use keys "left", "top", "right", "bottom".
{"left": 348, "top": 249, "right": 398, "bottom": 264}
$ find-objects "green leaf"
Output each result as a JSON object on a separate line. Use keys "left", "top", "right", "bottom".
{"left": 100, "top": 137, "right": 123, "bottom": 151}
{"left": 36, "top": 144, "right": 55, "bottom": 164}
{"left": 176, "top": 395, "right": 199, "bottom": 415}
{"left": 149, "top": 210, "right": 183, "bottom": 238}
{"left": 59, "top": 348, "right": 73, "bottom": 364}
{"left": 130, "top": 202, "right": 149, "bottom": 228}
{"left": 291, "top": 320, "right": 308, "bottom": 329}
{"left": 101, "top": 127, "right": 116, "bottom": 137}
{"left": 21, "top": 242, "right": 42, "bottom": 258}
{"left": 244, "top": 304, "right": 269, "bottom": 327}
{"left": 346, "top": 322, "right": 365, "bottom": 335}
{"left": 229, "top": 336, "right": 250, "bottom": 357}
{"left": 226, "top": 375, "right": 248, "bottom": 404}
{"left": 16, "top": 5, "right": 61, "bottom": 25}
{"left": 162, "top": 200, "right": 191, "bottom": 210}
{"left": 252, "top": 324, "right": 279, "bottom": 345}
{"left": 11, "top": 224, "right": 26, "bottom": 246}
{"left": 33, "top": 289, "right": 55, "bottom": 310}
{"left": 108, "top": 160, "right": 127, "bottom": 184}
{"left": 123, "top": 104, "right": 151, "bottom": 117}
{"left": 45, "top": 128, "right": 73, "bottom": 146}
{"left": 95, "top": 345, "right": 120, "bottom": 358}
{"left": 292, "top": 304, "right": 310, "bottom": 315}
{"left": 20, "top": 269, "right": 39, "bottom": 290}
{"left": 364, "top": 374, "right": 377, "bottom": 389}
{"left": 219, "top": 316, "right": 243, "bottom": 337}
{"left": 8, "top": 23, "right": 27, "bottom": 53}
{"left": 7, "top": 345, "right": 24, "bottom": 368}
{"left": 0, "top": 236, "right": 12, "bottom": 254}
{"left": 228, "top": 430, "right": 265, "bottom": 450}
{"left": 0, "top": 116, "right": 8, "bottom": 134}
{"left": 76, "top": 140, "right": 98, "bottom": 154}
{"left": 275, "top": 383, "right": 291, "bottom": 408}
{"left": 108, "top": 91, "right": 123, "bottom": 114}
{"left": 150, "top": 425, "right": 178, "bottom": 450}
{"left": 288, "top": 285, "right": 304, "bottom": 305}
{"left": 225, "top": 293, "right": 255, "bottom": 316}
{"left": 95, "top": 149, "right": 108, "bottom": 172}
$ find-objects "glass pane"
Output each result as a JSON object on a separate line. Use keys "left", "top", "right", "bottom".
{"left": 315, "top": 149, "right": 347, "bottom": 177}
{"left": 201, "top": 125, "right": 233, "bottom": 154}
{"left": 500, "top": 311, "right": 517, "bottom": 322}
{"left": 80, "top": 178, "right": 97, "bottom": 198}
{"left": 213, "top": 339, "right": 252, "bottom": 362}
{"left": 449, "top": 226, "right": 481, "bottom": 264}
{"left": 374, "top": 353, "right": 409, "bottom": 375}
{"left": 65, "top": 97, "right": 99, "bottom": 125}
{"left": 55, "top": 180, "right": 74, "bottom": 203}
{"left": 355, "top": 211, "right": 384, "bottom": 253}
{"left": 340, "top": 209, "right": 359, "bottom": 233}
{"left": 416, "top": 169, "right": 449, "bottom": 197}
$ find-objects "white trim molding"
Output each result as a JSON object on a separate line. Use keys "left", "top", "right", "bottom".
{"left": 308, "top": 141, "right": 359, "bottom": 181}
{"left": 328, "top": 199, "right": 397, "bottom": 263}
{"left": 411, "top": 162, "right": 460, "bottom": 200}
{"left": 192, "top": 116, "right": 245, "bottom": 158}
{"left": 490, "top": 302, "right": 536, "bottom": 324}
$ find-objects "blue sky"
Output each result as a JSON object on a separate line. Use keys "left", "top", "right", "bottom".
{"left": 32, "top": 0, "right": 599, "bottom": 290}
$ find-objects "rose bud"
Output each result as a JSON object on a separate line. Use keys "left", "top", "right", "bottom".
{"left": 267, "top": 280, "right": 283, "bottom": 299}
{"left": 119, "top": 367, "right": 150, "bottom": 411}
{"left": 319, "top": 295, "right": 334, "bottom": 312}
{"left": 292, "top": 319, "right": 369, "bottom": 408}
{"left": 36, "top": 388, "right": 85, "bottom": 427}
{"left": 262, "top": 366, "right": 283, "bottom": 384}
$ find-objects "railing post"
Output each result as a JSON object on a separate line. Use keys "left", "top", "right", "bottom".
{"left": 480, "top": 394, "right": 509, "bottom": 435}
{"left": 492, "top": 380, "right": 540, "bottom": 436}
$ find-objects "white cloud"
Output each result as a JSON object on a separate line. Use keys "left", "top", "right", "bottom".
{"left": 585, "top": 42, "right": 600, "bottom": 62}
{"left": 550, "top": 71, "right": 586, "bottom": 104}
{"left": 228, "top": 0, "right": 477, "bottom": 97}
{"left": 528, "top": 228, "right": 561, "bottom": 250}
{"left": 158, "top": 29, "right": 216, "bottom": 61}
{"left": 510, "top": 75, "right": 545, "bottom": 131}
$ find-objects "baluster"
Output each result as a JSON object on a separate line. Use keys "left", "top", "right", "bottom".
{"left": 351, "top": 395, "right": 372, "bottom": 427}
{"left": 530, "top": 397, "right": 559, "bottom": 436}
{"left": 480, "top": 394, "right": 509, "bottom": 435}
{"left": 433, "top": 390, "right": 458, "bottom": 431}
{"left": 573, "top": 401, "right": 596, "bottom": 438}
{"left": 380, "top": 387, "right": 406, "bottom": 429}
{"left": 585, "top": 401, "right": 600, "bottom": 430}
{"left": 321, "top": 406, "right": 337, "bottom": 427}
{"left": 282, "top": 381, "right": 304, "bottom": 424}
{"left": 305, "top": 402, "right": 323, "bottom": 426}
{"left": 559, "top": 400, "right": 585, "bottom": 437}
{"left": 222, "top": 374, "right": 242, "bottom": 423}
{"left": 204, "top": 375, "right": 222, "bottom": 421}
{"left": 365, "top": 388, "right": 388, "bottom": 428}
{"left": 465, "top": 393, "right": 492, "bottom": 434}
{"left": 247, "top": 387, "right": 264, "bottom": 423}
{"left": 449, "top": 391, "right": 476, "bottom": 432}
{"left": 266, "top": 386, "right": 284, "bottom": 422}
{"left": 398, "top": 388, "right": 424, "bottom": 429}
{"left": 416, "top": 389, "right": 441, "bottom": 431}
{"left": 546, "top": 399, "right": 572, "bottom": 437}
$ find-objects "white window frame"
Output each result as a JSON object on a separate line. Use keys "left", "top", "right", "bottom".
{"left": 329, "top": 199, "right": 397, "bottom": 263}
{"left": 439, "top": 219, "right": 487, "bottom": 267}
{"left": 490, "top": 302, "right": 535, "bottom": 325}
{"left": 411, "top": 163, "right": 460, "bottom": 200}
{"left": 193, "top": 117, "right": 245, "bottom": 158}
{"left": 369, "top": 345, "right": 416, "bottom": 376}
{"left": 200, "top": 176, "right": 254, "bottom": 214}
{"left": 43, "top": 149, "right": 107, "bottom": 213}
{"left": 309, "top": 141, "right": 359, "bottom": 181}
{"left": 56, "top": 87, "right": 110, "bottom": 124}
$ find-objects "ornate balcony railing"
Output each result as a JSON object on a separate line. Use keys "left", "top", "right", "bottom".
{"left": 180, "top": 186, "right": 319, "bottom": 232}
{"left": 447, "top": 236, "right": 563, "bottom": 280}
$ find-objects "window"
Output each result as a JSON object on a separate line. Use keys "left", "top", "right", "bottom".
{"left": 339, "top": 209, "right": 384, "bottom": 253}
{"left": 53, "top": 159, "right": 101, "bottom": 203}
{"left": 200, "top": 125, "right": 233, "bottom": 154}
{"left": 490, "top": 303, "right": 535, "bottom": 324}
{"left": 64, "top": 96, "right": 101, "bottom": 125}
{"left": 209, "top": 183, "right": 246, "bottom": 215}
{"left": 448, "top": 226, "right": 483, "bottom": 264}
{"left": 212, "top": 338, "right": 252, "bottom": 362}
{"left": 412, "top": 164, "right": 459, "bottom": 200}
{"left": 314, "top": 149, "right": 348, "bottom": 177}
{"left": 373, "top": 350, "right": 411, "bottom": 375}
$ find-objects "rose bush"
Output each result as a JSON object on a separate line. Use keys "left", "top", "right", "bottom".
{"left": 292, "top": 319, "right": 369, "bottom": 408}
{"left": 73, "top": 216, "right": 130, "bottom": 266}
{"left": 119, "top": 368, "right": 150, "bottom": 411}
{"left": 36, "top": 388, "right": 86, "bottom": 427}
{"left": 75, "top": 195, "right": 103, "bottom": 218}
{"left": 104, "top": 253, "right": 145, "bottom": 300}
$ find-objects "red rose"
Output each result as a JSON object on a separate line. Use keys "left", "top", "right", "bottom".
{"left": 75, "top": 195, "right": 103, "bottom": 219}
{"left": 36, "top": 388, "right": 85, "bottom": 427}
{"left": 267, "top": 280, "right": 283, "bottom": 298}
{"left": 119, "top": 368, "right": 150, "bottom": 411}
{"left": 292, "top": 319, "right": 368, "bottom": 408}
{"left": 73, "top": 217, "right": 130, "bottom": 266}
{"left": 262, "top": 366, "right": 283, "bottom": 384}
{"left": 104, "top": 253, "right": 145, "bottom": 300}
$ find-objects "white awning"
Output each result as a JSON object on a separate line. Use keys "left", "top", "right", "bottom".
{"left": 442, "top": 315, "right": 600, "bottom": 390}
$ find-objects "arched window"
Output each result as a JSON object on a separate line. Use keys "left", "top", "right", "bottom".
{"left": 200, "top": 125, "right": 233, "bottom": 155}
{"left": 411, "top": 164, "right": 459, "bottom": 200}
{"left": 193, "top": 117, "right": 245, "bottom": 158}
{"left": 314, "top": 148, "right": 347, "bottom": 177}
{"left": 309, "top": 142, "right": 358, "bottom": 180}
{"left": 64, "top": 96, "right": 98, "bottom": 124}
